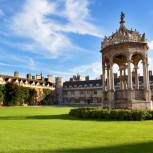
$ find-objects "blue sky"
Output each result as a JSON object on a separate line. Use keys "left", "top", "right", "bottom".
{"left": 0, "top": 0, "right": 153, "bottom": 81}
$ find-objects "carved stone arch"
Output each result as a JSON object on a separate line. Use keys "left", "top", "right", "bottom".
{"left": 111, "top": 52, "right": 128, "bottom": 66}
{"left": 111, "top": 52, "right": 128, "bottom": 60}
{"left": 102, "top": 56, "right": 110, "bottom": 65}
{"left": 131, "top": 51, "right": 145, "bottom": 60}
{"left": 131, "top": 51, "right": 144, "bottom": 65}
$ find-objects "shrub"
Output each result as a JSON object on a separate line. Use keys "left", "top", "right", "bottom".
{"left": 69, "top": 108, "right": 153, "bottom": 121}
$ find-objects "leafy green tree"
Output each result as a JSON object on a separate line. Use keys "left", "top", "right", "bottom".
{"left": 41, "top": 89, "right": 52, "bottom": 105}
{"left": 0, "top": 85, "right": 4, "bottom": 105}
{"left": 4, "top": 82, "right": 24, "bottom": 106}
{"left": 27, "top": 88, "right": 37, "bottom": 105}
{"left": 21, "top": 87, "right": 30, "bottom": 104}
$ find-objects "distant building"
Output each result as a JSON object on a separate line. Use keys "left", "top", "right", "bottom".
{"left": 61, "top": 71, "right": 153, "bottom": 105}
{"left": 0, "top": 71, "right": 55, "bottom": 104}
{"left": 63, "top": 75, "right": 102, "bottom": 105}
{"left": 55, "top": 77, "right": 63, "bottom": 104}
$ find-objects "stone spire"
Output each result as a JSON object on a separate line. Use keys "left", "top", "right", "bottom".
{"left": 141, "top": 33, "right": 146, "bottom": 42}
{"left": 120, "top": 12, "right": 125, "bottom": 24}
{"left": 119, "top": 12, "right": 126, "bottom": 30}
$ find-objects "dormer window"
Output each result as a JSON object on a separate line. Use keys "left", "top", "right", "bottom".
{"left": 74, "top": 85, "right": 77, "bottom": 88}
{"left": 90, "top": 84, "right": 93, "bottom": 87}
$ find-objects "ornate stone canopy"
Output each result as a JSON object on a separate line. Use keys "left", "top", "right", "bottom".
{"left": 101, "top": 12, "right": 151, "bottom": 110}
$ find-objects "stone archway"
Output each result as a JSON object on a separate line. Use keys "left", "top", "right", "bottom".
{"left": 113, "top": 54, "right": 128, "bottom": 90}
{"left": 131, "top": 52, "right": 144, "bottom": 89}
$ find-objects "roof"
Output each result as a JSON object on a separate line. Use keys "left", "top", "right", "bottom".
{"left": 0, "top": 74, "right": 54, "bottom": 86}
{"left": 101, "top": 12, "right": 146, "bottom": 50}
{"left": 64, "top": 78, "right": 120, "bottom": 87}
{"left": 64, "top": 79, "right": 102, "bottom": 87}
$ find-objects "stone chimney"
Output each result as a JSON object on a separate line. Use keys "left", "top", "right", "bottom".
{"left": 47, "top": 75, "right": 53, "bottom": 82}
{"left": 32, "top": 76, "right": 35, "bottom": 80}
{"left": 85, "top": 76, "right": 89, "bottom": 81}
{"left": 14, "top": 71, "right": 19, "bottom": 77}
{"left": 36, "top": 74, "right": 41, "bottom": 80}
{"left": 27, "top": 73, "right": 32, "bottom": 79}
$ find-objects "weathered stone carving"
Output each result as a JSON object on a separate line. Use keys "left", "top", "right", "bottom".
{"left": 101, "top": 12, "right": 151, "bottom": 110}
{"left": 101, "top": 13, "right": 146, "bottom": 49}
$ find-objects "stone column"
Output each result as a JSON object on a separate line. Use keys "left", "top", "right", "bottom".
{"left": 146, "top": 63, "right": 151, "bottom": 101}
{"left": 134, "top": 65, "right": 139, "bottom": 89}
{"left": 108, "top": 61, "right": 114, "bottom": 108}
{"left": 110, "top": 63, "right": 114, "bottom": 90}
{"left": 146, "top": 63, "right": 149, "bottom": 89}
{"left": 143, "top": 59, "right": 151, "bottom": 101}
{"left": 143, "top": 61, "right": 147, "bottom": 89}
{"left": 127, "top": 59, "right": 133, "bottom": 102}
{"left": 102, "top": 65, "right": 106, "bottom": 91}
{"left": 107, "top": 64, "right": 110, "bottom": 90}
{"left": 128, "top": 60, "right": 132, "bottom": 89}
{"left": 119, "top": 69, "right": 124, "bottom": 89}
{"left": 123, "top": 67, "right": 127, "bottom": 89}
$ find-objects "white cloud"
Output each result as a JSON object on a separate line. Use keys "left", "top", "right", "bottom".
{"left": 28, "top": 58, "right": 36, "bottom": 70}
{"left": 148, "top": 41, "right": 153, "bottom": 50}
{"left": 72, "top": 62, "right": 102, "bottom": 79}
{"left": 148, "top": 57, "right": 153, "bottom": 71}
{"left": 0, "top": 9, "right": 4, "bottom": 16}
{"left": 0, "top": 62, "right": 22, "bottom": 68}
{"left": 9, "top": 0, "right": 102, "bottom": 58}
{"left": 62, "top": 0, "right": 102, "bottom": 37}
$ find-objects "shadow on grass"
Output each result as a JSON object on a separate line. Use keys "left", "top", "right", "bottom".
{"left": 2, "top": 141, "right": 153, "bottom": 153}
{"left": 0, "top": 114, "right": 101, "bottom": 121}
{"left": 0, "top": 114, "right": 143, "bottom": 122}
{"left": 0, "top": 114, "right": 75, "bottom": 120}
{"left": 0, "top": 114, "right": 133, "bottom": 122}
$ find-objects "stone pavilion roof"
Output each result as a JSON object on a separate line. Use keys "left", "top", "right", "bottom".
{"left": 101, "top": 12, "right": 147, "bottom": 49}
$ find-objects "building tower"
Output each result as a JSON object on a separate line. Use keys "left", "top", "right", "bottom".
{"left": 101, "top": 12, "right": 151, "bottom": 109}
{"left": 14, "top": 71, "right": 19, "bottom": 77}
{"left": 55, "top": 77, "right": 63, "bottom": 104}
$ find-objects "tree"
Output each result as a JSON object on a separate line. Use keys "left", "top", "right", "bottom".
{"left": 0, "top": 85, "right": 4, "bottom": 105}
{"left": 21, "top": 87, "right": 30, "bottom": 104}
{"left": 27, "top": 88, "right": 37, "bottom": 105}
{"left": 4, "top": 82, "right": 24, "bottom": 106}
{"left": 41, "top": 89, "right": 52, "bottom": 105}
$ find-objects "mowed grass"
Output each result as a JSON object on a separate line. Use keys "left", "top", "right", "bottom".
{"left": 0, "top": 107, "right": 153, "bottom": 153}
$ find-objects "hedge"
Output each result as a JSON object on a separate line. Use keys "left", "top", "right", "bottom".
{"left": 69, "top": 107, "right": 153, "bottom": 121}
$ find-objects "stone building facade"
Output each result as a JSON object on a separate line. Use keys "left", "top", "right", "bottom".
{"left": 62, "top": 73, "right": 153, "bottom": 106}
{"left": 55, "top": 77, "right": 64, "bottom": 104}
{"left": 63, "top": 74, "right": 103, "bottom": 105}
{"left": 0, "top": 71, "right": 55, "bottom": 104}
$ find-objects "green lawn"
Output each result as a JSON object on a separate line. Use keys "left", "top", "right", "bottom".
{"left": 0, "top": 106, "right": 153, "bottom": 153}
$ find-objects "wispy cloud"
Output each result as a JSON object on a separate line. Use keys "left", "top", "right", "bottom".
{"left": 28, "top": 58, "right": 36, "bottom": 70}
{"left": 148, "top": 57, "right": 153, "bottom": 71}
{"left": 0, "top": 9, "right": 4, "bottom": 16}
{"left": 0, "top": 62, "right": 22, "bottom": 68}
{"left": 8, "top": 0, "right": 102, "bottom": 58}
{"left": 71, "top": 62, "right": 102, "bottom": 79}
{"left": 148, "top": 40, "right": 153, "bottom": 50}
{"left": 0, "top": 49, "right": 38, "bottom": 70}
